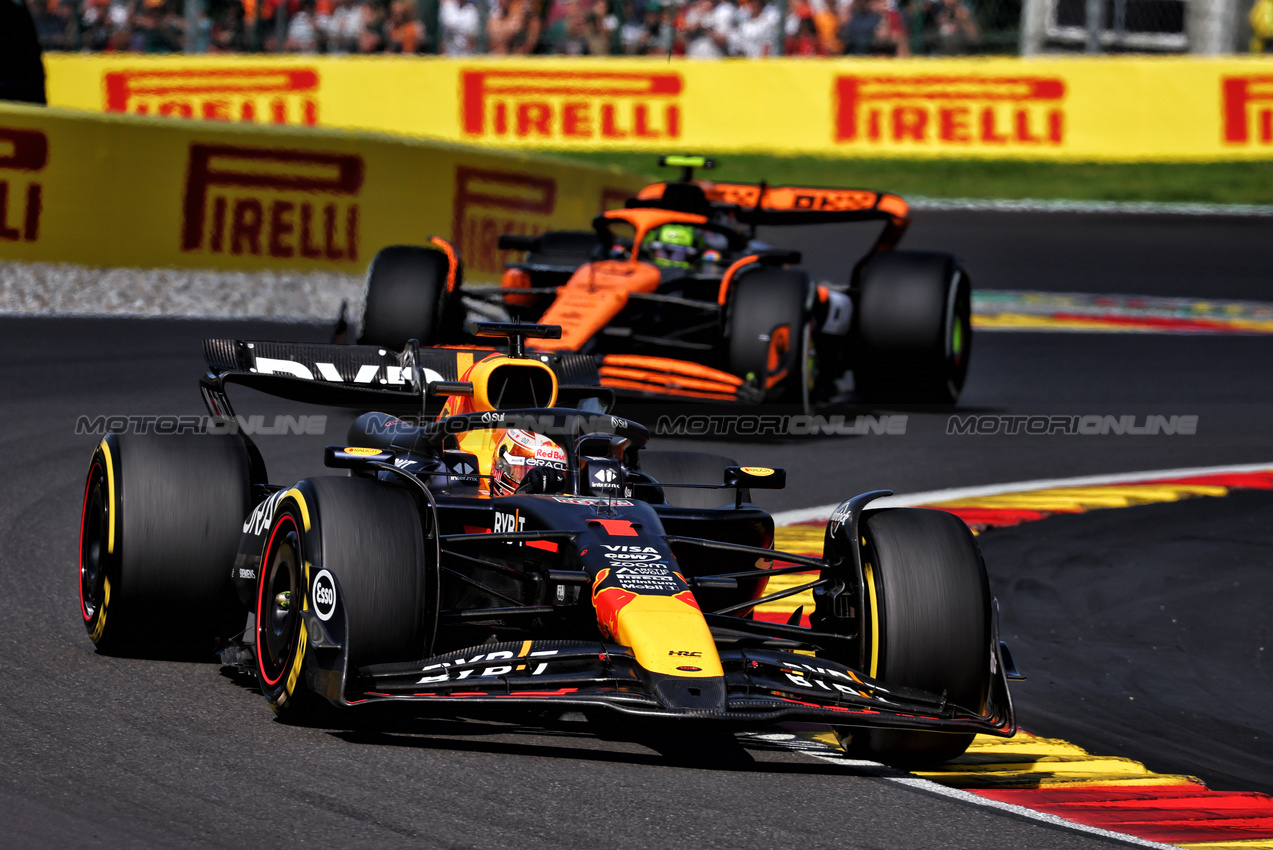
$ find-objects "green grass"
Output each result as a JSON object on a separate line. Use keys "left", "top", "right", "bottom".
{"left": 549, "top": 151, "right": 1273, "bottom": 206}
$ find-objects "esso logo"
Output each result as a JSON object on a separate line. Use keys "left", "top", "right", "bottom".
{"left": 312, "top": 569, "right": 337, "bottom": 621}
{"left": 606, "top": 552, "right": 661, "bottom": 562}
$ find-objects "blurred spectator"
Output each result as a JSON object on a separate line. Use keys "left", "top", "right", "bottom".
{"left": 488, "top": 0, "right": 541, "bottom": 53}
{"left": 33, "top": 0, "right": 993, "bottom": 56}
{"left": 32, "top": 0, "right": 77, "bottom": 50}
{"left": 384, "top": 0, "right": 423, "bottom": 51}
{"left": 439, "top": 0, "right": 479, "bottom": 54}
{"left": 683, "top": 0, "right": 732, "bottom": 58}
{"left": 926, "top": 0, "right": 976, "bottom": 53}
{"left": 317, "top": 0, "right": 362, "bottom": 51}
{"left": 286, "top": 0, "right": 318, "bottom": 49}
{"left": 544, "top": 0, "right": 594, "bottom": 53}
{"left": 785, "top": 7, "right": 824, "bottom": 54}
{"left": 356, "top": 0, "right": 385, "bottom": 50}
{"left": 838, "top": 0, "right": 907, "bottom": 55}
{"left": 586, "top": 0, "right": 616, "bottom": 54}
{"left": 730, "top": 0, "right": 778, "bottom": 57}
{"left": 132, "top": 0, "right": 186, "bottom": 52}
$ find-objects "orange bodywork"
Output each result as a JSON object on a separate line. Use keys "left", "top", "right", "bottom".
{"left": 529, "top": 208, "right": 709, "bottom": 353}
{"left": 428, "top": 236, "right": 460, "bottom": 293}
{"left": 716, "top": 254, "right": 760, "bottom": 306}
{"left": 598, "top": 354, "right": 744, "bottom": 401}
{"left": 530, "top": 260, "right": 662, "bottom": 352}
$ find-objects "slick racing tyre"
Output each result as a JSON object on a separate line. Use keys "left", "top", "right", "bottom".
{"left": 852, "top": 252, "right": 971, "bottom": 405}
{"left": 727, "top": 268, "right": 816, "bottom": 410}
{"left": 832, "top": 508, "right": 991, "bottom": 767}
{"left": 78, "top": 432, "right": 258, "bottom": 654}
{"left": 358, "top": 244, "right": 458, "bottom": 350}
{"left": 255, "top": 477, "right": 429, "bottom": 720}
{"left": 636, "top": 451, "right": 745, "bottom": 510}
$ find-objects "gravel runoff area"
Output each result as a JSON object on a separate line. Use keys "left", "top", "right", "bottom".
{"left": 0, "top": 261, "right": 364, "bottom": 322}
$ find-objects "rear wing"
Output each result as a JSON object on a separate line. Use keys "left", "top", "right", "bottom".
{"left": 634, "top": 180, "right": 910, "bottom": 252}
{"left": 199, "top": 339, "right": 606, "bottom": 420}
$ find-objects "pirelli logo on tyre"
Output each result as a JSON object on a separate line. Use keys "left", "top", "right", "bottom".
{"left": 181, "top": 144, "right": 364, "bottom": 263}
{"left": 0, "top": 127, "right": 47, "bottom": 244}
{"left": 104, "top": 67, "right": 320, "bottom": 126}
{"left": 460, "top": 69, "right": 683, "bottom": 143}
{"left": 1222, "top": 76, "right": 1273, "bottom": 145}
{"left": 835, "top": 76, "right": 1066, "bottom": 149}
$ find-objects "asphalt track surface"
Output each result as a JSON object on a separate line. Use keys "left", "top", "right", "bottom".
{"left": 2, "top": 210, "right": 1272, "bottom": 848}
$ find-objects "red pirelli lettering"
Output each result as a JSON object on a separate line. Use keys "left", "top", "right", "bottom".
{"left": 104, "top": 68, "right": 320, "bottom": 126}
{"left": 0, "top": 127, "right": 48, "bottom": 242}
{"left": 461, "top": 70, "right": 683, "bottom": 142}
{"left": 1223, "top": 76, "right": 1273, "bottom": 144}
{"left": 835, "top": 76, "right": 1066, "bottom": 146}
{"left": 451, "top": 165, "right": 556, "bottom": 275}
{"left": 181, "top": 144, "right": 363, "bottom": 261}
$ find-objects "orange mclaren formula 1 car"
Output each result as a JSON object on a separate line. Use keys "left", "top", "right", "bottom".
{"left": 352, "top": 156, "right": 972, "bottom": 407}
{"left": 78, "top": 324, "right": 1017, "bottom": 766}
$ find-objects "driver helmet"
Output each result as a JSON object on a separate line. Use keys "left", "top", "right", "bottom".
{"left": 491, "top": 429, "right": 567, "bottom": 496}
{"left": 647, "top": 223, "right": 704, "bottom": 270}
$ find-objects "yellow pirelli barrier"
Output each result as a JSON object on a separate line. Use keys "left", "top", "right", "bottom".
{"left": 42, "top": 53, "right": 1273, "bottom": 161}
{"left": 0, "top": 101, "right": 643, "bottom": 280}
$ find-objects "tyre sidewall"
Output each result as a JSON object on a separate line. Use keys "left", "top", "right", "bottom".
{"left": 727, "top": 268, "right": 814, "bottom": 404}
{"left": 853, "top": 252, "right": 971, "bottom": 403}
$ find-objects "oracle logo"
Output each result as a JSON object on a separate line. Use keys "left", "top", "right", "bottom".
{"left": 1222, "top": 76, "right": 1273, "bottom": 145}
{"left": 104, "top": 68, "right": 320, "bottom": 126}
{"left": 835, "top": 76, "right": 1066, "bottom": 147}
{"left": 0, "top": 127, "right": 48, "bottom": 244}
{"left": 460, "top": 70, "right": 683, "bottom": 142}
{"left": 181, "top": 144, "right": 364, "bottom": 262}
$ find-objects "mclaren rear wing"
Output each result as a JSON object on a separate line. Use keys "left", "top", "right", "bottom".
{"left": 635, "top": 181, "right": 910, "bottom": 252}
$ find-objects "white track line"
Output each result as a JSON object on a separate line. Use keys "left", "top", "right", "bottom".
{"left": 771, "top": 461, "right": 1273, "bottom": 526}
{"left": 909, "top": 197, "right": 1273, "bottom": 218}
{"left": 750, "top": 733, "right": 1181, "bottom": 850}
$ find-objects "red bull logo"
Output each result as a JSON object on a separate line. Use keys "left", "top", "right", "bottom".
{"left": 835, "top": 76, "right": 1066, "bottom": 147}
{"left": 181, "top": 144, "right": 364, "bottom": 262}
{"left": 104, "top": 67, "right": 320, "bottom": 125}
{"left": 460, "top": 70, "right": 683, "bottom": 142}
{"left": 1222, "top": 76, "right": 1273, "bottom": 144}
{"left": 0, "top": 127, "right": 47, "bottom": 243}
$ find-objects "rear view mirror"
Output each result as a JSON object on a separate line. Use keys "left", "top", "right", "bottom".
{"left": 724, "top": 466, "right": 786, "bottom": 490}
{"left": 497, "top": 234, "right": 540, "bottom": 252}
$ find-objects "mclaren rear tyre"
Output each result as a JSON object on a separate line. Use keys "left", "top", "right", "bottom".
{"left": 255, "top": 477, "right": 430, "bottom": 721}
{"left": 727, "top": 268, "right": 816, "bottom": 410}
{"left": 636, "top": 450, "right": 744, "bottom": 509}
{"left": 852, "top": 252, "right": 971, "bottom": 405}
{"left": 358, "top": 245, "right": 457, "bottom": 350}
{"left": 833, "top": 508, "right": 992, "bottom": 767}
{"left": 78, "top": 432, "right": 258, "bottom": 654}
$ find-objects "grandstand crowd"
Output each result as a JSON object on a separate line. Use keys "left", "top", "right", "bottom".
{"left": 27, "top": 0, "right": 981, "bottom": 57}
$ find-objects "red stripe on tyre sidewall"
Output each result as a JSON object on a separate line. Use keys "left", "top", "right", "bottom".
{"left": 256, "top": 512, "right": 299, "bottom": 688}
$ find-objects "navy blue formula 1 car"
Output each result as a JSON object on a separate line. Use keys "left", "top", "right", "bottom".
{"left": 77, "top": 323, "right": 1016, "bottom": 766}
